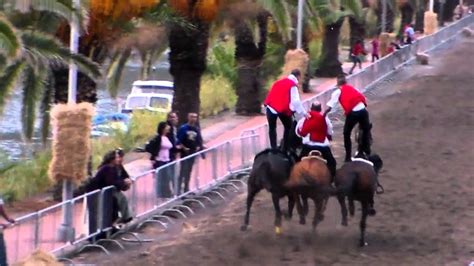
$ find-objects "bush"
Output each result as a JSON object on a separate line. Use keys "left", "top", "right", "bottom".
{"left": 0, "top": 151, "right": 52, "bottom": 202}
{"left": 308, "top": 37, "right": 323, "bottom": 72}
{"left": 206, "top": 39, "right": 237, "bottom": 89}
{"left": 200, "top": 75, "right": 237, "bottom": 118}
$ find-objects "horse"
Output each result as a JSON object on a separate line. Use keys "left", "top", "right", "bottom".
{"left": 240, "top": 148, "right": 298, "bottom": 234}
{"left": 334, "top": 153, "right": 384, "bottom": 247}
{"left": 286, "top": 150, "right": 335, "bottom": 231}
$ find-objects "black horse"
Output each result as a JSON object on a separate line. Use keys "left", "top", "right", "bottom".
{"left": 335, "top": 153, "right": 383, "bottom": 247}
{"left": 241, "top": 120, "right": 302, "bottom": 234}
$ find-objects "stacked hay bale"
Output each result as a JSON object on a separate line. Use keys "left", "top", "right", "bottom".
{"left": 424, "top": 11, "right": 438, "bottom": 35}
{"left": 279, "top": 49, "right": 309, "bottom": 82}
{"left": 14, "top": 250, "right": 62, "bottom": 266}
{"left": 379, "top": 32, "right": 391, "bottom": 57}
{"left": 48, "top": 103, "right": 94, "bottom": 184}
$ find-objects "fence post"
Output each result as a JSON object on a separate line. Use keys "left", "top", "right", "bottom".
{"left": 211, "top": 149, "right": 218, "bottom": 181}
{"left": 131, "top": 175, "right": 138, "bottom": 214}
{"left": 34, "top": 212, "right": 40, "bottom": 248}
{"left": 225, "top": 141, "right": 232, "bottom": 173}
{"left": 240, "top": 137, "right": 245, "bottom": 167}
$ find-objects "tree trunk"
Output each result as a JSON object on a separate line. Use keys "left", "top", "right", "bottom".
{"left": 398, "top": 3, "right": 415, "bottom": 36}
{"left": 315, "top": 18, "right": 344, "bottom": 77}
{"left": 376, "top": 0, "right": 395, "bottom": 34}
{"left": 415, "top": 8, "right": 425, "bottom": 32}
{"left": 349, "top": 17, "right": 366, "bottom": 61}
{"left": 234, "top": 12, "right": 268, "bottom": 115}
{"left": 169, "top": 21, "right": 210, "bottom": 124}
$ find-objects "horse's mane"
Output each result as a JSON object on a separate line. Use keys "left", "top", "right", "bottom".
{"left": 253, "top": 148, "right": 286, "bottom": 161}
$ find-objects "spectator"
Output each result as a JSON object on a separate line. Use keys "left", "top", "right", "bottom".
{"left": 264, "top": 69, "right": 308, "bottom": 151}
{"left": 371, "top": 36, "right": 380, "bottom": 62}
{"left": 147, "top": 122, "right": 174, "bottom": 198}
{"left": 176, "top": 113, "right": 204, "bottom": 194}
{"left": 404, "top": 24, "right": 415, "bottom": 44}
{"left": 86, "top": 149, "right": 133, "bottom": 239}
{"left": 349, "top": 40, "right": 367, "bottom": 74}
{"left": 0, "top": 193, "right": 15, "bottom": 266}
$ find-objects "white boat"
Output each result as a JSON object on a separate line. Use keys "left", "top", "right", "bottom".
{"left": 121, "top": 80, "right": 174, "bottom": 114}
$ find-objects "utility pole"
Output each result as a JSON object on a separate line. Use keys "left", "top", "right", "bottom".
{"left": 58, "top": 0, "right": 80, "bottom": 243}
{"left": 381, "top": 0, "right": 387, "bottom": 33}
{"left": 296, "top": 0, "right": 304, "bottom": 49}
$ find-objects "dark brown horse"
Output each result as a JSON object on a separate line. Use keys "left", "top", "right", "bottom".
{"left": 286, "top": 151, "right": 335, "bottom": 231}
{"left": 335, "top": 153, "right": 383, "bottom": 247}
{"left": 241, "top": 148, "right": 297, "bottom": 234}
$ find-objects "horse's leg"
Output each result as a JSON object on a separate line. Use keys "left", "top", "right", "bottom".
{"left": 285, "top": 194, "right": 295, "bottom": 220}
{"left": 240, "top": 185, "right": 260, "bottom": 231}
{"left": 295, "top": 193, "right": 306, "bottom": 225}
{"left": 303, "top": 196, "right": 309, "bottom": 216}
{"left": 359, "top": 201, "right": 369, "bottom": 247}
{"left": 272, "top": 193, "right": 283, "bottom": 235}
{"left": 312, "top": 197, "right": 325, "bottom": 232}
{"left": 348, "top": 196, "right": 355, "bottom": 217}
{"left": 368, "top": 193, "right": 377, "bottom": 216}
{"left": 337, "top": 194, "right": 348, "bottom": 226}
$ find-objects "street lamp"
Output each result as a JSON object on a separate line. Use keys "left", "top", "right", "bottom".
{"left": 57, "top": 0, "right": 80, "bottom": 243}
{"left": 296, "top": 0, "right": 304, "bottom": 49}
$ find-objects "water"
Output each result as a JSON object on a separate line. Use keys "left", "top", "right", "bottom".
{"left": 0, "top": 60, "right": 172, "bottom": 161}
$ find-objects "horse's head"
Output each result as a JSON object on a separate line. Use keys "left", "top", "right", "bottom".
{"left": 368, "top": 154, "right": 383, "bottom": 174}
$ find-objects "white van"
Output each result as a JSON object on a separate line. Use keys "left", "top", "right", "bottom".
{"left": 121, "top": 80, "right": 174, "bottom": 114}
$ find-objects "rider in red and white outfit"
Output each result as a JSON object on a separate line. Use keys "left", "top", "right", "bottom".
{"left": 324, "top": 75, "right": 371, "bottom": 162}
{"left": 296, "top": 101, "right": 337, "bottom": 177}
{"left": 264, "top": 69, "right": 308, "bottom": 151}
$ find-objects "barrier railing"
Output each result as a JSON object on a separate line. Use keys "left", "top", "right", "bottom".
{"left": 3, "top": 14, "right": 473, "bottom": 265}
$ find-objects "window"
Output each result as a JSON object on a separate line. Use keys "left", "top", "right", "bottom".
{"left": 150, "top": 97, "right": 170, "bottom": 109}
{"left": 127, "top": 96, "right": 148, "bottom": 109}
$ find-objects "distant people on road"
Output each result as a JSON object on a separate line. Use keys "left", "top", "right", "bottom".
{"left": 146, "top": 121, "right": 174, "bottom": 198}
{"left": 324, "top": 75, "right": 372, "bottom": 162}
{"left": 371, "top": 36, "right": 380, "bottom": 62}
{"left": 264, "top": 69, "right": 308, "bottom": 151}
{"left": 177, "top": 113, "right": 205, "bottom": 194}
{"left": 0, "top": 194, "right": 15, "bottom": 266}
{"left": 349, "top": 40, "right": 367, "bottom": 74}
{"left": 86, "top": 149, "right": 133, "bottom": 239}
{"left": 404, "top": 24, "right": 415, "bottom": 44}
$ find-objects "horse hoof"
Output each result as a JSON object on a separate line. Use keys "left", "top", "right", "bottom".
{"left": 299, "top": 218, "right": 306, "bottom": 225}
{"left": 240, "top": 225, "right": 248, "bottom": 231}
{"left": 368, "top": 208, "right": 376, "bottom": 216}
{"left": 275, "top": 226, "right": 282, "bottom": 235}
{"left": 359, "top": 241, "right": 368, "bottom": 247}
{"left": 341, "top": 220, "right": 348, "bottom": 226}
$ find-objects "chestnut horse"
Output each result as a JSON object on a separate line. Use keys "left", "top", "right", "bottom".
{"left": 286, "top": 151, "right": 335, "bottom": 231}
{"left": 335, "top": 153, "right": 383, "bottom": 246}
{"left": 241, "top": 148, "right": 298, "bottom": 234}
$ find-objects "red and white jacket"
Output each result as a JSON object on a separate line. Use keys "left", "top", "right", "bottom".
{"left": 296, "top": 111, "right": 333, "bottom": 147}
{"left": 264, "top": 74, "right": 306, "bottom": 116}
{"left": 327, "top": 84, "right": 367, "bottom": 115}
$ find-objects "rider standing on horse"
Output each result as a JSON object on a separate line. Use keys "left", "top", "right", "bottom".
{"left": 264, "top": 69, "right": 308, "bottom": 151}
{"left": 296, "top": 101, "right": 337, "bottom": 178}
{"left": 324, "top": 75, "right": 372, "bottom": 162}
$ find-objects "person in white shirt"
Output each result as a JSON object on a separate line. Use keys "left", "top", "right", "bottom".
{"left": 264, "top": 69, "right": 308, "bottom": 151}
{"left": 296, "top": 101, "right": 337, "bottom": 177}
{"left": 324, "top": 75, "right": 372, "bottom": 162}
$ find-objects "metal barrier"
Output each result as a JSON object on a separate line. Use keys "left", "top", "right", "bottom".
{"left": 3, "top": 14, "right": 473, "bottom": 265}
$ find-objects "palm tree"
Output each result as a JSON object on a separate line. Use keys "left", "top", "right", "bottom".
{"left": 167, "top": 0, "right": 222, "bottom": 124}
{"left": 0, "top": 1, "right": 100, "bottom": 141}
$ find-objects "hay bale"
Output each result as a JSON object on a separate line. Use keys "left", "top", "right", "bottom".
{"left": 461, "top": 27, "right": 473, "bottom": 37}
{"left": 14, "top": 250, "right": 62, "bottom": 266}
{"left": 424, "top": 11, "right": 438, "bottom": 35}
{"left": 279, "top": 49, "right": 309, "bottom": 81}
{"left": 416, "top": 53, "right": 430, "bottom": 65}
{"left": 49, "top": 103, "right": 94, "bottom": 184}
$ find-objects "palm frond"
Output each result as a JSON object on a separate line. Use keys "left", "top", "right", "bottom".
{"left": 21, "top": 65, "right": 43, "bottom": 140}
{"left": 0, "top": 60, "right": 26, "bottom": 112}
{"left": 0, "top": 17, "right": 21, "bottom": 58}
{"left": 341, "top": 0, "right": 364, "bottom": 21}
{"left": 257, "top": 0, "right": 292, "bottom": 42}
{"left": 20, "top": 31, "right": 101, "bottom": 78}
{"left": 308, "top": 0, "right": 348, "bottom": 25}
{"left": 40, "top": 68, "right": 53, "bottom": 144}
{"left": 106, "top": 49, "right": 131, "bottom": 98}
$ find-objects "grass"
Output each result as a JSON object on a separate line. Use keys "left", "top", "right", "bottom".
{"left": 200, "top": 74, "right": 237, "bottom": 118}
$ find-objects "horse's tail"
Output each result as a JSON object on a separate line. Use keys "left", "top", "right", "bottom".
{"left": 249, "top": 160, "right": 273, "bottom": 191}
